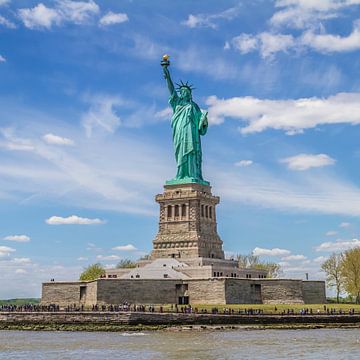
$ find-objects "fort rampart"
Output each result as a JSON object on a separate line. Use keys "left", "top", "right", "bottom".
{"left": 1, "top": 312, "right": 360, "bottom": 328}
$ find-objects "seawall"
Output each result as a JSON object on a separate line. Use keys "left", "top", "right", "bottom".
{"left": 1, "top": 312, "right": 360, "bottom": 330}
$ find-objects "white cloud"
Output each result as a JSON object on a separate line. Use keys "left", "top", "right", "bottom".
{"left": 57, "top": 0, "right": 99, "bottom": 24}
{"left": 99, "top": 11, "right": 128, "bottom": 26}
{"left": 0, "top": 55, "right": 6, "bottom": 62}
{"left": 77, "top": 256, "right": 88, "bottom": 261}
{"left": 0, "top": 15, "right": 16, "bottom": 29}
{"left": 82, "top": 95, "right": 123, "bottom": 137}
{"left": 206, "top": 92, "right": 360, "bottom": 134}
{"left": 278, "top": 261, "right": 290, "bottom": 267}
{"left": 231, "top": 32, "right": 295, "bottom": 58}
{"left": 234, "top": 160, "right": 253, "bottom": 167}
{"left": 3, "top": 235, "right": 30, "bottom": 242}
{"left": 0, "top": 0, "right": 10, "bottom": 5}
{"left": 214, "top": 165, "right": 360, "bottom": 217}
{"left": 96, "top": 254, "right": 120, "bottom": 261}
{"left": 229, "top": 3, "right": 360, "bottom": 57}
{"left": 154, "top": 107, "right": 172, "bottom": 120}
{"left": 280, "top": 153, "right": 336, "bottom": 171}
{"left": 326, "top": 231, "right": 337, "bottom": 236}
{"left": 182, "top": 5, "right": 240, "bottom": 29}
{"left": 15, "top": 268, "right": 27, "bottom": 274}
{"left": 0, "top": 246, "right": 15, "bottom": 257}
{"left": 252, "top": 247, "right": 291, "bottom": 256}
{"left": 46, "top": 215, "right": 105, "bottom": 225}
{"left": 302, "top": 20, "right": 360, "bottom": 53}
{"left": 13, "top": 257, "right": 31, "bottom": 264}
{"left": 231, "top": 34, "right": 259, "bottom": 54}
{"left": 0, "top": 115, "right": 170, "bottom": 216}
{"left": 340, "top": 222, "right": 350, "bottom": 228}
{"left": 0, "top": 260, "right": 82, "bottom": 298}
{"left": 314, "top": 256, "right": 328, "bottom": 264}
{"left": 271, "top": 0, "right": 360, "bottom": 30}
{"left": 259, "top": 32, "right": 295, "bottom": 58}
{"left": 315, "top": 238, "right": 360, "bottom": 252}
{"left": 112, "top": 244, "right": 137, "bottom": 251}
{"left": 18, "top": 3, "right": 61, "bottom": 29}
{"left": 18, "top": 0, "right": 99, "bottom": 29}
{"left": 43, "top": 133, "right": 74, "bottom": 146}
{"left": 282, "top": 254, "right": 307, "bottom": 261}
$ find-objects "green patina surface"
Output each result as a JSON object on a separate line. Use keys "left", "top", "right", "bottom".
{"left": 161, "top": 57, "right": 209, "bottom": 185}
{"left": 165, "top": 177, "right": 210, "bottom": 186}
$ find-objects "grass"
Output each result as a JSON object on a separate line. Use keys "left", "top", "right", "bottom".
{"left": 162, "top": 303, "right": 360, "bottom": 314}
{"left": 0, "top": 298, "right": 40, "bottom": 306}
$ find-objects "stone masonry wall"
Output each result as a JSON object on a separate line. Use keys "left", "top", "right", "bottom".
{"left": 95, "top": 279, "right": 181, "bottom": 305}
{"left": 42, "top": 282, "right": 82, "bottom": 306}
{"left": 187, "top": 279, "right": 225, "bottom": 304}
{"left": 83, "top": 281, "right": 97, "bottom": 305}
{"left": 258, "top": 280, "right": 304, "bottom": 304}
{"left": 225, "top": 279, "right": 262, "bottom": 304}
{"left": 302, "top": 281, "right": 326, "bottom": 304}
{"left": 42, "top": 278, "right": 326, "bottom": 306}
{"left": 4, "top": 312, "right": 360, "bottom": 327}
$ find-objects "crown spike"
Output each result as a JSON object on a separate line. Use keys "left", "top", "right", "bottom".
{"left": 176, "top": 79, "right": 195, "bottom": 92}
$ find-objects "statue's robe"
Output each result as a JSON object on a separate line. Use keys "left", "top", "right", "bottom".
{"left": 169, "top": 92, "right": 208, "bottom": 181}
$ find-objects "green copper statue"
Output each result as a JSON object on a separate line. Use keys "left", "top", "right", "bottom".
{"left": 161, "top": 55, "right": 209, "bottom": 186}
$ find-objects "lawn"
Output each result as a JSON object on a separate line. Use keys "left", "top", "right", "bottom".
{"left": 0, "top": 298, "right": 40, "bottom": 306}
{"left": 162, "top": 303, "right": 360, "bottom": 314}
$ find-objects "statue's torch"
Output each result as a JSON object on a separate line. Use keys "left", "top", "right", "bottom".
{"left": 161, "top": 54, "right": 170, "bottom": 67}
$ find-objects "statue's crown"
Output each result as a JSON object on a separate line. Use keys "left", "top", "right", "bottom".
{"left": 176, "top": 80, "right": 195, "bottom": 92}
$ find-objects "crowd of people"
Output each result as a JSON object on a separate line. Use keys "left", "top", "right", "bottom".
{"left": 0, "top": 304, "right": 59, "bottom": 312}
{"left": 0, "top": 303, "right": 357, "bottom": 315}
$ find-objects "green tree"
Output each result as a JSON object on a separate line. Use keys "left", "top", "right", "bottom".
{"left": 116, "top": 259, "right": 137, "bottom": 269}
{"left": 236, "top": 254, "right": 260, "bottom": 268}
{"left": 321, "top": 253, "right": 343, "bottom": 303}
{"left": 236, "top": 253, "right": 282, "bottom": 278}
{"left": 253, "top": 262, "right": 282, "bottom": 279}
{"left": 79, "top": 263, "right": 105, "bottom": 281}
{"left": 341, "top": 247, "right": 360, "bottom": 303}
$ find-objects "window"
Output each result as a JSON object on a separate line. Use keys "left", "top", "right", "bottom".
{"left": 80, "top": 286, "right": 86, "bottom": 301}
{"left": 205, "top": 206, "right": 209, "bottom": 218}
{"left": 168, "top": 205, "right": 172, "bottom": 218}
{"left": 182, "top": 204, "right": 186, "bottom": 217}
{"left": 201, "top": 204, "right": 204, "bottom": 217}
{"left": 209, "top": 207, "right": 212, "bottom": 219}
{"left": 175, "top": 205, "right": 179, "bottom": 217}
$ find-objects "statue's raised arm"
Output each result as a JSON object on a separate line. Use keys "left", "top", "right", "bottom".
{"left": 161, "top": 54, "right": 176, "bottom": 96}
{"left": 160, "top": 55, "right": 209, "bottom": 186}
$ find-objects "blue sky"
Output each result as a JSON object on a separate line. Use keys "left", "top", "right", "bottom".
{"left": 1, "top": 0, "right": 360, "bottom": 298}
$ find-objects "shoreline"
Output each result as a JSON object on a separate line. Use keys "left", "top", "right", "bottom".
{"left": 2, "top": 311, "right": 360, "bottom": 331}
{"left": 2, "top": 323, "right": 360, "bottom": 331}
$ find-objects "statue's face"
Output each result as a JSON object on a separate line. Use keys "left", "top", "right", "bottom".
{"left": 180, "top": 87, "right": 191, "bottom": 101}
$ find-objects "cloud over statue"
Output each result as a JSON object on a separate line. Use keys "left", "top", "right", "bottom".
{"left": 42, "top": 57, "right": 325, "bottom": 307}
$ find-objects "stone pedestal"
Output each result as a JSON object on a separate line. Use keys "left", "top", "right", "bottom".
{"left": 151, "top": 183, "right": 224, "bottom": 260}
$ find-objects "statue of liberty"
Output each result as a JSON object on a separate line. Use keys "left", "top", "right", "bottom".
{"left": 161, "top": 55, "right": 209, "bottom": 186}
